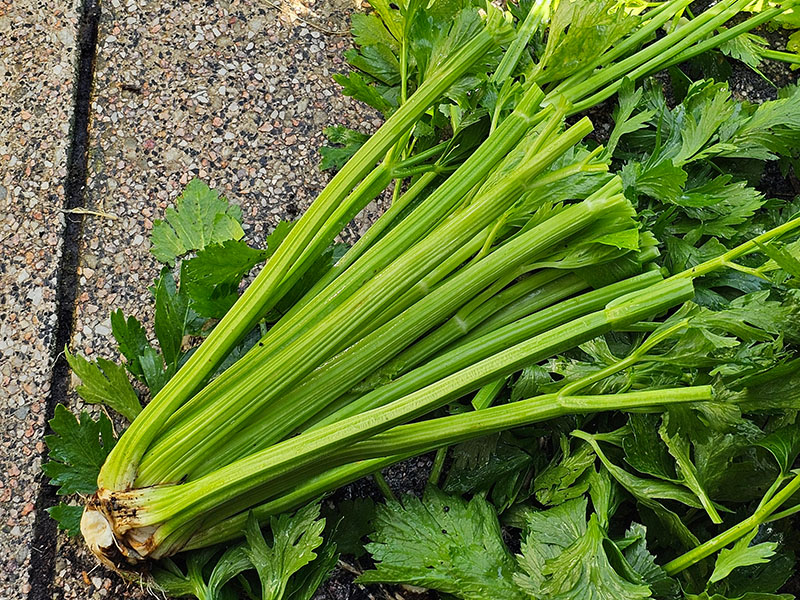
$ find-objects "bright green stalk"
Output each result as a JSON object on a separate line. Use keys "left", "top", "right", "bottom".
{"left": 341, "top": 387, "right": 713, "bottom": 461}
{"left": 141, "top": 122, "right": 597, "bottom": 484}
{"left": 99, "top": 26, "right": 504, "bottom": 491}
{"left": 766, "top": 501, "right": 800, "bottom": 523}
{"left": 184, "top": 385, "right": 711, "bottom": 551}
{"left": 313, "top": 270, "right": 665, "bottom": 428}
{"left": 184, "top": 455, "right": 407, "bottom": 550}
{"left": 134, "top": 117, "right": 593, "bottom": 487}
{"left": 567, "top": 0, "right": 749, "bottom": 112}
{"left": 664, "top": 4, "right": 796, "bottom": 69}
{"left": 116, "top": 279, "right": 694, "bottom": 555}
{"left": 188, "top": 190, "right": 630, "bottom": 477}
{"left": 664, "top": 472, "right": 800, "bottom": 575}
{"left": 359, "top": 271, "right": 578, "bottom": 391}
{"left": 669, "top": 215, "right": 800, "bottom": 281}
{"left": 320, "top": 171, "right": 437, "bottom": 284}
{"left": 471, "top": 376, "right": 508, "bottom": 410}
{"left": 758, "top": 48, "right": 800, "bottom": 66}
{"left": 455, "top": 273, "right": 587, "bottom": 345}
{"left": 374, "top": 229, "right": 491, "bottom": 330}
{"left": 493, "top": 0, "right": 551, "bottom": 83}
{"left": 152, "top": 85, "right": 548, "bottom": 442}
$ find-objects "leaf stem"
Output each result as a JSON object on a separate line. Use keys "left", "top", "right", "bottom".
{"left": 669, "top": 215, "right": 800, "bottom": 281}
{"left": 663, "top": 472, "right": 800, "bottom": 576}
{"left": 183, "top": 386, "right": 710, "bottom": 551}
{"left": 471, "top": 376, "right": 507, "bottom": 410}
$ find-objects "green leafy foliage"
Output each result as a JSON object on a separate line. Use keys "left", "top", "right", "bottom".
{"left": 242, "top": 505, "right": 327, "bottom": 600}
{"left": 621, "top": 523, "right": 681, "bottom": 599}
{"left": 757, "top": 427, "right": 800, "bottom": 475}
{"left": 110, "top": 309, "right": 151, "bottom": 378}
{"left": 328, "top": 0, "right": 507, "bottom": 171}
{"left": 443, "top": 433, "right": 532, "bottom": 500}
{"left": 533, "top": 436, "right": 596, "bottom": 506}
{"left": 181, "top": 240, "right": 268, "bottom": 319}
{"left": 319, "top": 126, "right": 370, "bottom": 171}
{"left": 64, "top": 349, "right": 142, "bottom": 422}
{"left": 47, "top": 503, "right": 84, "bottom": 538}
{"left": 42, "top": 404, "right": 116, "bottom": 496}
{"left": 359, "top": 487, "right": 525, "bottom": 600}
{"left": 612, "top": 79, "right": 800, "bottom": 260}
{"left": 154, "top": 269, "right": 193, "bottom": 371}
{"left": 515, "top": 497, "right": 652, "bottom": 600}
{"left": 152, "top": 503, "right": 331, "bottom": 600}
{"left": 151, "top": 179, "right": 245, "bottom": 264}
{"left": 710, "top": 529, "right": 778, "bottom": 584}
{"left": 153, "top": 547, "right": 251, "bottom": 600}
{"left": 535, "top": 0, "right": 639, "bottom": 84}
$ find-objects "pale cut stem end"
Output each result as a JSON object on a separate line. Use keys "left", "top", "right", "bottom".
{"left": 81, "top": 493, "right": 155, "bottom": 571}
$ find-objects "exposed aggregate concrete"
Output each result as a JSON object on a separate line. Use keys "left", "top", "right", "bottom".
{"left": 0, "top": 0, "right": 79, "bottom": 597}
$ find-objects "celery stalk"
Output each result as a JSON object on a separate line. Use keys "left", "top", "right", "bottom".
{"left": 99, "top": 24, "right": 505, "bottom": 490}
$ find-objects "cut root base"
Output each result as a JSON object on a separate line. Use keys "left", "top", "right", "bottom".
{"left": 81, "top": 493, "right": 153, "bottom": 572}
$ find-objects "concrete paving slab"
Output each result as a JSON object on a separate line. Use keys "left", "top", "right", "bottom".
{"left": 0, "top": 0, "right": 80, "bottom": 597}
{"left": 56, "top": 0, "right": 375, "bottom": 596}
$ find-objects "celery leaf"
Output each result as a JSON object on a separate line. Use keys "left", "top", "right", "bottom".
{"left": 110, "top": 309, "right": 152, "bottom": 380}
{"left": 151, "top": 179, "right": 244, "bottom": 264}
{"left": 320, "top": 126, "right": 370, "bottom": 171}
{"left": 42, "top": 404, "right": 116, "bottom": 495}
{"left": 710, "top": 529, "right": 778, "bottom": 584}
{"left": 359, "top": 487, "right": 524, "bottom": 600}
{"left": 154, "top": 269, "right": 193, "bottom": 371}
{"left": 623, "top": 414, "right": 677, "bottom": 482}
{"left": 283, "top": 540, "right": 338, "bottom": 600}
{"left": 181, "top": 240, "right": 268, "bottom": 319}
{"left": 756, "top": 426, "right": 800, "bottom": 475}
{"left": 243, "top": 504, "right": 327, "bottom": 600}
{"left": 47, "top": 503, "right": 84, "bottom": 538}
{"left": 332, "top": 72, "right": 395, "bottom": 115}
{"left": 621, "top": 523, "right": 680, "bottom": 599}
{"left": 533, "top": 437, "right": 596, "bottom": 506}
{"left": 515, "top": 497, "right": 652, "bottom": 600}
{"left": 152, "top": 547, "right": 251, "bottom": 600}
{"left": 64, "top": 349, "right": 142, "bottom": 422}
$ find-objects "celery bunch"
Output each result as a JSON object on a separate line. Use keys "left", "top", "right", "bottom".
{"left": 54, "top": 0, "right": 800, "bottom": 578}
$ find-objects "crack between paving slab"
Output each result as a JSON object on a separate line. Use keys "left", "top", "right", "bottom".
{"left": 27, "top": 0, "right": 100, "bottom": 598}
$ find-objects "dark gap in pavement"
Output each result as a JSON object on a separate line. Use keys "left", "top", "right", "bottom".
{"left": 27, "top": 0, "right": 100, "bottom": 597}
